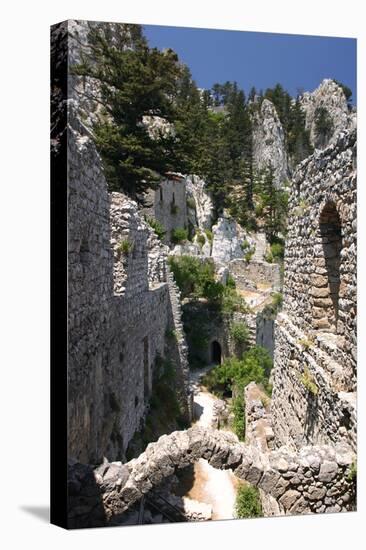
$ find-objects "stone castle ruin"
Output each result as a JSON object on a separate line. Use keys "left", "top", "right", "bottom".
{"left": 52, "top": 21, "right": 357, "bottom": 527}
{"left": 271, "top": 129, "right": 357, "bottom": 452}
{"left": 68, "top": 106, "right": 191, "bottom": 464}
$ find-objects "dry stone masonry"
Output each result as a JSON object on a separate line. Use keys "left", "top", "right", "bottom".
{"left": 68, "top": 426, "right": 355, "bottom": 527}
{"left": 68, "top": 105, "right": 190, "bottom": 465}
{"left": 271, "top": 128, "right": 357, "bottom": 452}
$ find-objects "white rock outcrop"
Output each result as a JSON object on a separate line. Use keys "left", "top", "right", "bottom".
{"left": 300, "top": 79, "right": 355, "bottom": 149}
{"left": 186, "top": 175, "right": 214, "bottom": 231}
{"left": 252, "top": 98, "right": 289, "bottom": 187}
{"left": 211, "top": 214, "right": 248, "bottom": 264}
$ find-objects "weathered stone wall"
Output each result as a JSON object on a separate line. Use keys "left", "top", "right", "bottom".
{"left": 68, "top": 107, "right": 190, "bottom": 465}
{"left": 68, "top": 426, "right": 355, "bottom": 527}
{"left": 142, "top": 175, "right": 188, "bottom": 244}
{"left": 271, "top": 129, "right": 357, "bottom": 451}
{"left": 229, "top": 259, "right": 281, "bottom": 292}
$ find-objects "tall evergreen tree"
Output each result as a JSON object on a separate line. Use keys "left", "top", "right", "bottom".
{"left": 72, "top": 23, "right": 184, "bottom": 198}
{"left": 257, "top": 165, "right": 289, "bottom": 241}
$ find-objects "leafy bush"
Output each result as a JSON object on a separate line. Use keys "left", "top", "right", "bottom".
{"left": 196, "top": 233, "right": 206, "bottom": 247}
{"left": 232, "top": 394, "right": 246, "bottom": 440}
{"left": 270, "top": 241, "right": 284, "bottom": 261}
{"left": 244, "top": 250, "right": 254, "bottom": 263}
{"left": 241, "top": 239, "right": 250, "bottom": 251}
{"left": 202, "top": 279, "right": 225, "bottom": 302}
{"left": 235, "top": 485, "right": 262, "bottom": 518}
{"left": 272, "top": 292, "right": 283, "bottom": 309}
{"left": 221, "top": 286, "right": 249, "bottom": 314}
{"left": 298, "top": 337, "right": 313, "bottom": 350}
{"left": 171, "top": 227, "right": 188, "bottom": 244}
{"left": 230, "top": 321, "right": 250, "bottom": 345}
{"left": 202, "top": 346, "right": 273, "bottom": 397}
{"left": 145, "top": 217, "right": 166, "bottom": 241}
{"left": 117, "top": 238, "right": 134, "bottom": 257}
{"left": 186, "top": 197, "right": 196, "bottom": 210}
{"left": 169, "top": 255, "right": 248, "bottom": 314}
{"left": 226, "top": 275, "right": 236, "bottom": 289}
{"left": 168, "top": 255, "right": 216, "bottom": 298}
{"left": 264, "top": 251, "right": 273, "bottom": 263}
{"left": 300, "top": 366, "right": 319, "bottom": 396}
{"left": 314, "top": 106, "right": 334, "bottom": 145}
{"left": 204, "top": 229, "right": 213, "bottom": 243}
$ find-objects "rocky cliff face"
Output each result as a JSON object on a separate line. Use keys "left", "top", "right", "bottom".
{"left": 186, "top": 175, "right": 214, "bottom": 231}
{"left": 211, "top": 214, "right": 248, "bottom": 264}
{"left": 252, "top": 98, "right": 289, "bottom": 187}
{"left": 301, "top": 79, "right": 356, "bottom": 150}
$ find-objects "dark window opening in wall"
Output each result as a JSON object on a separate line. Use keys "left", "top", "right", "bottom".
{"left": 79, "top": 238, "right": 91, "bottom": 270}
{"left": 318, "top": 202, "right": 342, "bottom": 333}
{"left": 172, "top": 192, "right": 175, "bottom": 205}
{"left": 159, "top": 187, "right": 163, "bottom": 202}
{"left": 135, "top": 396, "right": 139, "bottom": 408}
{"left": 143, "top": 336, "right": 150, "bottom": 400}
{"left": 211, "top": 340, "right": 222, "bottom": 365}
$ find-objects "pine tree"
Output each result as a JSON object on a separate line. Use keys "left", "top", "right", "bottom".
{"left": 257, "top": 165, "right": 288, "bottom": 241}
{"left": 314, "top": 106, "right": 334, "bottom": 148}
{"left": 72, "top": 23, "right": 184, "bottom": 198}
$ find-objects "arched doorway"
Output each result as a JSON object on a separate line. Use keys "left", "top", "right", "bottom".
{"left": 211, "top": 341, "right": 222, "bottom": 364}
{"left": 317, "top": 202, "right": 342, "bottom": 333}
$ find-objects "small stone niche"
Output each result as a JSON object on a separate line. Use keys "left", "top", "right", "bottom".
{"left": 313, "top": 202, "right": 342, "bottom": 333}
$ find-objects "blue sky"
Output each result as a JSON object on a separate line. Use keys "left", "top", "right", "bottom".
{"left": 144, "top": 25, "right": 357, "bottom": 105}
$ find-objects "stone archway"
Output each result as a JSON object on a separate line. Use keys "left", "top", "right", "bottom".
{"left": 67, "top": 426, "right": 355, "bottom": 527}
{"left": 316, "top": 202, "right": 342, "bottom": 333}
{"left": 211, "top": 340, "right": 222, "bottom": 364}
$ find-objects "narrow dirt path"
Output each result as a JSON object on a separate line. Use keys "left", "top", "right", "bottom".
{"left": 184, "top": 366, "right": 239, "bottom": 520}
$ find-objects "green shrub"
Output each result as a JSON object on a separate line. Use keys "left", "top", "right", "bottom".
{"left": 202, "top": 346, "right": 273, "bottom": 397}
{"left": 298, "top": 337, "right": 313, "bottom": 350}
{"left": 169, "top": 255, "right": 215, "bottom": 298}
{"left": 241, "top": 239, "right": 250, "bottom": 251}
{"left": 230, "top": 322, "right": 250, "bottom": 345}
{"left": 235, "top": 485, "right": 262, "bottom": 518}
{"left": 186, "top": 197, "right": 196, "bottom": 210}
{"left": 226, "top": 275, "right": 236, "bottom": 289}
{"left": 272, "top": 292, "right": 283, "bottom": 309}
{"left": 232, "top": 394, "right": 246, "bottom": 440}
{"left": 204, "top": 229, "right": 213, "bottom": 243}
{"left": 221, "top": 286, "right": 249, "bottom": 314}
{"left": 145, "top": 216, "right": 166, "bottom": 241}
{"left": 202, "top": 279, "right": 225, "bottom": 302}
{"left": 244, "top": 250, "right": 254, "bottom": 263}
{"left": 171, "top": 227, "right": 188, "bottom": 244}
{"left": 196, "top": 233, "right": 206, "bottom": 247}
{"left": 116, "top": 238, "right": 134, "bottom": 257}
{"left": 264, "top": 251, "right": 273, "bottom": 263}
{"left": 270, "top": 241, "right": 284, "bottom": 261}
{"left": 300, "top": 367, "right": 319, "bottom": 396}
